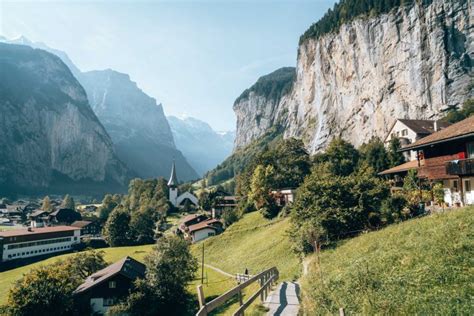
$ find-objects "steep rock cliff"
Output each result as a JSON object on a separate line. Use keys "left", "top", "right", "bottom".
{"left": 0, "top": 43, "right": 129, "bottom": 194}
{"left": 234, "top": 0, "right": 473, "bottom": 153}
{"left": 80, "top": 70, "right": 199, "bottom": 181}
{"left": 233, "top": 67, "right": 295, "bottom": 150}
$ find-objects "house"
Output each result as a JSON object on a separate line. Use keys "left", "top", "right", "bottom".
{"left": 178, "top": 214, "right": 223, "bottom": 242}
{"left": 74, "top": 257, "right": 146, "bottom": 315}
{"left": 271, "top": 189, "right": 296, "bottom": 207}
{"left": 186, "top": 219, "right": 223, "bottom": 243}
{"left": 399, "top": 116, "right": 474, "bottom": 206}
{"left": 29, "top": 210, "right": 50, "bottom": 228}
{"left": 167, "top": 161, "right": 199, "bottom": 208}
{"left": 384, "top": 119, "right": 450, "bottom": 161}
{"left": 71, "top": 220, "right": 102, "bottom": 237}
{"left": 49, "top": 208, "right": 82, "bottom": 225}
{"left": 212, "top": 195, "right": 239, "bottom": 218}
{"left": 0, "top": 226, "right": 81, "bottom": 263}
{"left": 378, "top": 160, "right": 420, "bottom": 192}
{"left": 178, "top": 214, "right": 209, "bottom": 232}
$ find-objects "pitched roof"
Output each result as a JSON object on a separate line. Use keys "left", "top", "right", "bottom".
{"left": 398, "top": 119, "right": 451, "bottom": 135}
{"left": 74, "top": 256, "right": 145, "bottom": 294}
{"left": 378, "top": 160, "right": 419, "bottom": 175}
{"left": 401, "top": 116, "right": 474, "bottom": 151}
{"left": 71, "top": 220, "right": 92, "bottom": 228}
{"left": 29, "top": 210, "right": 48, "bottom": 217}
{"left": 180, "top": 214, "right": 208, "bottom": 225}
{"left": 188, "top": 219, "right": 222, "bottom": 233}
{"left": 167, "top": 160, "right": 178, "bottom": 187}
{"left": 0, "top": 225, "right": 79, "bottom": 237}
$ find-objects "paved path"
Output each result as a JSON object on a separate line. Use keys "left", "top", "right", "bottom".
{"left": 264, "top": 281, "right": 300, "bottom": 316}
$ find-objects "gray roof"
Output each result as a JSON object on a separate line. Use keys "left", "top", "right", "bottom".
{"left": 398, "top": 119, "right": 451, "bottom": 135}
{"left": 167, "top": 160, "right": 178, "bottom": 187}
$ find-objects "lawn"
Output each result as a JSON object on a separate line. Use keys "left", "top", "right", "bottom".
{"left": 0, "top": 244, "right": 154, "bottom": 305}
{"left": 191, "top": 211, "right": 300, "bottom": 281}
{"left": 189, "top": 211, "right": 300, "bottom": 315}
{"left": 301, "top": 207, "right": 474, "bottom": 315}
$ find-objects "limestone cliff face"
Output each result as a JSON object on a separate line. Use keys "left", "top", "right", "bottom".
{"left": 0, "top": 44, "right": 129, "bottom": 194}
{"left": 235, "top": 0, "right": 473, "bottom": 153}
{"left": 233, "top": 67, "right": 295, "bottom": 150}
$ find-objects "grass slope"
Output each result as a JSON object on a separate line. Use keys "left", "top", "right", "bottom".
{"left": 0, "top": 244, "right": 154, "bottom": 305}
{"left": 189, "top": 211, "right": 300, "bottom": 315}
{"left": 192, "top": 212, "right": 300, "bottom": 281}
{"left": 302, "top": 207, "right": 474, "bottom": 315}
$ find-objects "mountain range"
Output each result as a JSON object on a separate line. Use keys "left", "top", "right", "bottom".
{"left": 0, "top": 36, "right": 234, "bottom": 194}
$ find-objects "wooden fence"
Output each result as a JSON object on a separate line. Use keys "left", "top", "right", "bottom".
{"left": 196, "top": 267, "right": 279, "bottom": 316}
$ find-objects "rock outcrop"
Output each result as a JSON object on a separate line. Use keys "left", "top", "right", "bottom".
{"left": 80, "top": 70, "right": 199, "bottom": 181}
{"left": 234, "top": 0, "right": 473, "bottom": 153}
{"left": 0, "top": 43, "right": 129, "bottom": 194}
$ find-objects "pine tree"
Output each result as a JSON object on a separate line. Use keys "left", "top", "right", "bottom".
{"left": 61, "top": 194, "right": 75, "bottom": 210}
{"left": 41, "top": 196, "right": 53, "bottom": 212}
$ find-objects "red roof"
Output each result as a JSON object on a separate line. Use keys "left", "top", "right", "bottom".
{"left": 187, "top": 219, "right": 222, "bottom": 233}
{"left": 0, "top": 225, "right": 79, "bottom": 237}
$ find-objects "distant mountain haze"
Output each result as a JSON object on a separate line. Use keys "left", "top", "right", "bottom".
{"left": 80, "top": 70, "right": 199, "bottom": 181}
{"left": 0, "top": 43, "right": 130, "bottom": 195}
{"left": 167, "top": 116, "right": 234, "bottom": 176}
{"left": 0, "top": 36, "right": 201, "bottom": 183}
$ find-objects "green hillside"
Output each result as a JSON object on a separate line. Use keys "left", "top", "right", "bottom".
{"left": 301, "top": 207, "right": 474, "bottom": 315}
{"left": 191, "top": 211, "right": 300, "bottom": 281}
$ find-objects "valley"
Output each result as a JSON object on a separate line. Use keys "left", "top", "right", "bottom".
{"left": 0, "top": 0, "right": 473, "bottom": 315}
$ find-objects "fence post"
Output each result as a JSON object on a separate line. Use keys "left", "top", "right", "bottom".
{"left": 259, "top": 277, "right": 265, "bottom": 302}
{"left": 238, "top": 290, "right": 244, "bottom": 316}
{"left": 197, "top": 285, "right": 206, "bottom": 309}
{"left": 339, "top": 307, "right": 345, "bottom": 316}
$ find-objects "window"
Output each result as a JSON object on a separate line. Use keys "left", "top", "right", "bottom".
{"left": 467, "top": 142, "right": 474, "bottom": 159}
{"left": 104, "top": 298, "right": 115, "bottom": 306}
{"left": 401, "top": 129, "right": 408, "bottom": 136}
{"left": 465, "top": 180, "right": 472, "bottom": 192}
{"left": 453, "top": 180, "right": 458, "bottom": 192}
{"left": 109, "top": 281, "right": 116, "bottom": 289}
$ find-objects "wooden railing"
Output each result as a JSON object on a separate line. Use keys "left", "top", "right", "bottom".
{"left": 446, "top": 158, "right": 474, "bottom": 175}
{"left": 196, "top": 267, "right": 279, "bottom": 316}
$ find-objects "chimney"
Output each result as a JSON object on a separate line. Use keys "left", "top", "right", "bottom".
{"left": 27, "top": 227, "right": 32, "bottom": 232}
{"left": 433, "top": 120, "right": 438, "bottom": 132}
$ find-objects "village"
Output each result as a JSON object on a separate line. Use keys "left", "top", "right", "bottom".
{"left": 0, "top": 115, "right": 473, "bottom": 315}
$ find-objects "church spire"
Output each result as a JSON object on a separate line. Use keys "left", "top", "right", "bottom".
{"left": 167, "top": 160, "right": 178, "bottom": 187}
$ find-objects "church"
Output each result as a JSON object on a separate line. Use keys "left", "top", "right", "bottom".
{"left": 167, "top": 161, "right": 199, "bottom": 208}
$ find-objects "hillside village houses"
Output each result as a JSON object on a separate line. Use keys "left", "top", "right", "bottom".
{"left": 381, "top": 116, "right": 474, "bottom": 207}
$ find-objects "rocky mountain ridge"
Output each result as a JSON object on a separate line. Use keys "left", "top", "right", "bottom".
{"left": 0, "top": 43, "right": 129, "bottom": 195}
{"left": 2, "top": 36, "right": 199, "bottom": 182}
{"left": 234, "top": 0, "right": 473, "bottom": 153}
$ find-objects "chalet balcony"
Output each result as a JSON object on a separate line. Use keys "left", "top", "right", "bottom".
{"left": 446, "top": 158, "right": 474, "bottom": 175}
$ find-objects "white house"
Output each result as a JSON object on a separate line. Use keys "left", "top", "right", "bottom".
{"left": 384, "top": 119, "right": 450, "bottom": 161}
{"left": 167, "top": 161, "right": 199, "bottom": 208}
{"left": 0, "top": 226, "right": 81, "bottom": 262}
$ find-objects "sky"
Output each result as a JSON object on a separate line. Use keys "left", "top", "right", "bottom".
{"left": 0, "top": 0, "right": 336, "bottom": 131}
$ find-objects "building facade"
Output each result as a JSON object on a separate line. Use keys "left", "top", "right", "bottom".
{"left": 401, "top": 116, "right": 474, "bottom": 207}
{"left": 0, "top": 226, "right": 81, "bottom": 262}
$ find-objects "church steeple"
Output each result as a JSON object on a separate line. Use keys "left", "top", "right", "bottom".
{"left": 167, "top": 160, "right": 178, "bottom": 188}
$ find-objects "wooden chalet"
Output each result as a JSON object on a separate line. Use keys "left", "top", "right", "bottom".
{"left": 400, "top": 116, "right": 474, "bottom": 206}
{"left": 74, "top": 257, "right": 145, "bottom": 315}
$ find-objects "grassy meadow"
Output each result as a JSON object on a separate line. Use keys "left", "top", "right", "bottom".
{"left": 301, "top": 207, "right": 474, "bottom": 315}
